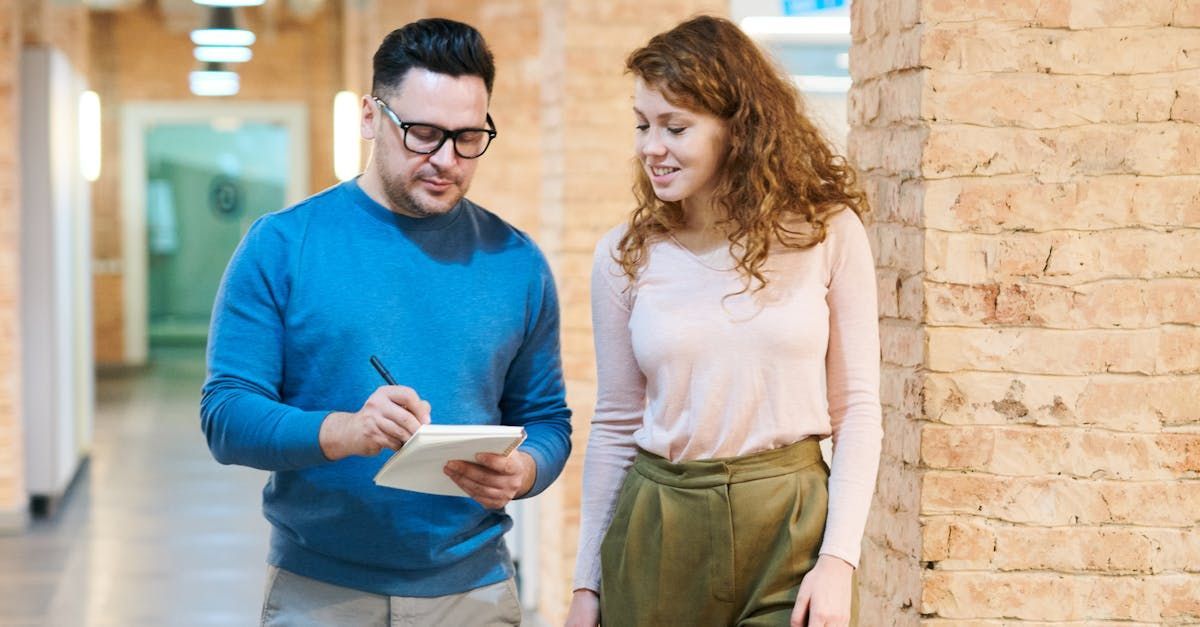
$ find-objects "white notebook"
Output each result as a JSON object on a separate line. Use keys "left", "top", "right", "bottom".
{"left": 373, "top": 424, "right": 527, "bottom": 497}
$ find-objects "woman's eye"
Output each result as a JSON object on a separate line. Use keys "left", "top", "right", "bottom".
{"left": 635, "top": 124, "right": 649, "bottom": 131}
{"left": 667, "top": 127, "right": 686, "bottom": 135}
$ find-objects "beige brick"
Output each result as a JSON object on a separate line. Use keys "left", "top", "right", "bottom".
{"left": 848, "top": 70, "right": 924, "bottom": 127}
{"left": 991, "top": 525, "right": 1200, "bottom": 574}
{"left": 1157, "top": 325, "right": 1200, "bottom": 374}
{"left": 864, "top": 478, "right": 922, "bottom": 557}
{"left": 921, "top": 614, "right": 1156, "bottom": 619}
{"left": 1173, "top": 84, "right": 1200, "bottom": 123}
{"left": 925, "top": 278, "right": 1200, "bottom": 329}
{"left": 850, "top": 0, "right": 920, "bottom": 42}
{"left": 922, "top": 175, "right": 1200, "bottom": 234}
{"left": 872, "top": 457, "right": 923, "bottom": 517}
{"left": 1175, "top": 0, "right": 1200, "bottom": 26}
{"left": 1059, "top": 0, "right": 1177, "bottom": 28}
{"left": 925, "top": 372, "right": 1200, "bottom": 430}
{"left": 881, "top": 318, "right": 925, "bottom": 367}
{"left": 848, "top": 26, "right": 923, "bottom": 80}
{"left": 925, "top": 230, "right": 1200, "bottom": 286}
{"left": 877, "top": 267, "right": 900, "bottom": 318}
{"left": 922, "top": 0, "right": 1176, "bottom": 28}
{"left": 860, "top": 176, "right": 924, "bottom": 229}
{"left": 921, "top": 424, "right": 995, "bottom": 470}
{"left": 856, "top": 539, "right": 923, "bottom": 623}
{"left": 921, "top": 515, "right": 996, "bottom": 567}
{"left": 928, "top": 327, "right": 1158, "bottom": 375}
{"left": 921, "top": 24, "right": 1200, "bottom": 75}
{"left": 881, "top": 363, "right": 923, "bottom": 416}
{"left": 872, "top": 223, "right": 924, "bottom": 275}
{"left": 923, "top": 123, "right": 1200, "bottom": 180}
{"left": 848, "top": 126, "right": 927, "bottom": 177}
{"left": 925, "top": 71, "right": 1184, "bottom": 128}
{"left": 923, "top": 571, "right": 1200, "bottom": 621}
{"left": 924, "top": 425, "right": 1200, "bottom": 480}
{"left": 921, "top": 472, "right": 1200, "bottom": 526}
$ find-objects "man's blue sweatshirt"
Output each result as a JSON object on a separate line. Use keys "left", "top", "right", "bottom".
{"left": 200, "top": 179, "right": 572, "bottom": 597}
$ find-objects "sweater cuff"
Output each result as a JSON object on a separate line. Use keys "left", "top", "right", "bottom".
{"left": 817, "top": 540, "right": 862, "bottom": 569}
{"left": 281, "top": 409, "right": 335, "bottom": 469}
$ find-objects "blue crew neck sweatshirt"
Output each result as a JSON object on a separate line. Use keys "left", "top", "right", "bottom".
{"left": 200, "top": 179, "right": 572, "bottom": 597}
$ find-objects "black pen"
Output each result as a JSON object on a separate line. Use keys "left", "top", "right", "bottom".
{"left": 369, "top": 354, "right": 398, "bottom": 386}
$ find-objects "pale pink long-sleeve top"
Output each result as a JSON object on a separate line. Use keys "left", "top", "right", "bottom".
{"left": 572, "top": 208, "right": 883, "bottom": 593}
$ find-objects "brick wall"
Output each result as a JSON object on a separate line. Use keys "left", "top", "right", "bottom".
{"left": 851, "top": 0, "right": 1200, "bottom": 622}
{"left": 0, "top": 0, "right": 24, "bottom": 530}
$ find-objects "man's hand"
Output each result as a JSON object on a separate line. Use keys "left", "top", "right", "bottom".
{"left": 444, "top": 450, "right": 537, "bottom": 509}
{"left": 790, "top": 554, "right": 854, "bottom": 627}
{"left": 319, "top": 385, "right": 431, "bottom": 461}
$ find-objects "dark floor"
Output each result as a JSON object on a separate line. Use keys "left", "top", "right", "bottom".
{"left": 0, "top": 348, "right": 271, "bottom": 626}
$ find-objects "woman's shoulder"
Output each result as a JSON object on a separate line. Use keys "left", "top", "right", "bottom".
{"left": 822, "top": 206, "right": 869, "bottom": 248}
{"left": 594, "top": 223, "right": 630, "bottom": 257}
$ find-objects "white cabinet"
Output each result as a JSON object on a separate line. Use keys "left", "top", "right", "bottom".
{"left": 19, "top": 46, "right": 94, "bottom": 508}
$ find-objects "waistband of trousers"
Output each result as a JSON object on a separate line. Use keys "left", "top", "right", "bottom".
{"left": 631, "top": 437, "right": 824, "bottom": 489}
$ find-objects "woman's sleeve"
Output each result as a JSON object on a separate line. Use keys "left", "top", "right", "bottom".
{"left": 819, "top": 210, "right": 884, "bottom": 567}
{"left": 572, "top": 231, "right": 647, "bottom": 592}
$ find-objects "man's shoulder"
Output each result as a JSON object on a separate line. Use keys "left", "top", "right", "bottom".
{"left": 461, "top": 199, "right": 544, "bottom": 258}
{"left": 246, "top": 183, "right": 347, "bottom": 240}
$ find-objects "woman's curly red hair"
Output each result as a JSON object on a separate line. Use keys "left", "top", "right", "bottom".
{"left": 619, "top": 15, "right": 868, "bottom": 292}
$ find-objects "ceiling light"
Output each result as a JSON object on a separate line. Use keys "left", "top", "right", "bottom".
{"left": 194, "top": 46, "right": 253, "bottom": 63}
{"left": 190, "top": 7, "right": 256, "bottom": 47}
{"left": 190, "top": 63, "right": 240, "bottom": 97}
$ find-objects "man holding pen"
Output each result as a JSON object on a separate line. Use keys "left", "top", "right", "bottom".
{"left": 201, "top": 18, "right": 570, "bottom": 626}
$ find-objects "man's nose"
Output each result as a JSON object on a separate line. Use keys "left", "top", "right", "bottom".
{"left": 428, "top": 138, "right": 459, "bottom": 168}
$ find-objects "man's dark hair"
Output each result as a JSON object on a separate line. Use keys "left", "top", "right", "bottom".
{"left": 372, "top": 18, "right": 495, "bottom": 96}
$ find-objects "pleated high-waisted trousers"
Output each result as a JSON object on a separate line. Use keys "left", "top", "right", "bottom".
{"left": 599, "top": 437, "right": 847, "bottom": 627}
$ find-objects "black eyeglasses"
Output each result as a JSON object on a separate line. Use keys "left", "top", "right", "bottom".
{"left": 373, "top": 96, "right": 497, "bottom": 159}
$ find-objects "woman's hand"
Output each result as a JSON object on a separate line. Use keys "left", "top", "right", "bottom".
{"left": 564, "top": 588, "right": 600, "bottom": 627}
{"left": 790, "top": 554, "right": 854, "bottom": 627}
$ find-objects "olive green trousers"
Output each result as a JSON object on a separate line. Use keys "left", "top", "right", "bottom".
{"left": 599, "top": 438, "right": 851, "bottom": 626}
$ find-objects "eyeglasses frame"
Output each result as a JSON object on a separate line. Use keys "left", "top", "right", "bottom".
{"left": 372, "top": 96, "right": 497, "bottom": 159}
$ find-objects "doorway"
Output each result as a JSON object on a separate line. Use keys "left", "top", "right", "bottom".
{"left": 120, "top": 102, "right": 308, "bottom": 363}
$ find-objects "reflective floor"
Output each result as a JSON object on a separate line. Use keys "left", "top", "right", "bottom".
{"left": 0, "top": 348, "right": 271, "bottom": 626}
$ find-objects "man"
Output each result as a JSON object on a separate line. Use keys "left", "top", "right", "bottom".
{"left": 201, "top": 18, "right": 571, "bottom": 626}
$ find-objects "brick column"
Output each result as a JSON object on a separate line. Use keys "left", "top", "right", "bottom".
{"left": 851, "top": 0, "right": 1200, "bottom": 623}
{"left": 0, "top": 0, "right": 24, "bottom": 531}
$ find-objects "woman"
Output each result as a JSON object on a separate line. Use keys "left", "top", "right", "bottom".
{"left": 566, "top": 15, "right": 882, "bottom": 627}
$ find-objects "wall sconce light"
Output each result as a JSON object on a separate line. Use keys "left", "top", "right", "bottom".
{"left": 191, "top": 6, "right": 256, "bottom": 47}
{"left": 190, "top": 63, "right": 240, "bottom": 97}
{"left": 79, "top": 90, "right": 101, "bottom": 182}
{"left": 194, "top": 46, "right": 253, "bottom": 63}
{"left": 333, "top": 91, "right": 361, "bottom": 181}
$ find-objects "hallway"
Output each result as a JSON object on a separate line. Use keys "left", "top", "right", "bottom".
{"left": 0, "top": 349, "right": 270, "bottom": 626}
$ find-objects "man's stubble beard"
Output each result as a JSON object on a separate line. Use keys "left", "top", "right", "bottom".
{"left": 378, "top": 151, "right": 467, "bottom": 218}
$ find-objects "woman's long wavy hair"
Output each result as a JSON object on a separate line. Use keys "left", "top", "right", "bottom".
{"left": 618, "top": 15, "right": 867, "bottom": 293}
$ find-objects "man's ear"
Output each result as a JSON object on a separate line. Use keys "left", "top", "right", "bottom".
{"left": 361, "top": 95, "right": 378, "bottom": 141}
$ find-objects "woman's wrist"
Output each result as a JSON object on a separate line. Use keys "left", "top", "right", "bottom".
{"left": 816, "top": 553, "right": 855, "bottom": 572}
